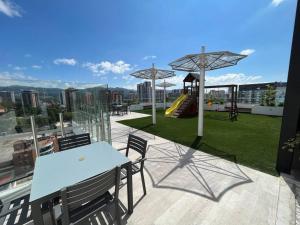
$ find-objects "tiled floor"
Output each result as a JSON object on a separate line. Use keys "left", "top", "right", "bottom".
{"left": 107, "top": 112, "right": 295, "bottom": 225}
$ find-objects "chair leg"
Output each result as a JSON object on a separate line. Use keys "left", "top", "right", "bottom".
{"left": 115, "top": 199, "right": 121, "bottom": 225}
{"left": 140, "top": 170, "right": 147, "bottom": 195}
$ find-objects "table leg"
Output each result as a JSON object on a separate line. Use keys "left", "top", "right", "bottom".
{"left": 127, "top": 163, "right": 133, "bottom": 214}
{"left": 31, "top": 201, "right": 45, "bottom": 225}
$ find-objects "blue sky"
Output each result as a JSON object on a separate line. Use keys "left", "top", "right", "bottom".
{"left": 0, "top": 0, "right": 297, "bottom": 89}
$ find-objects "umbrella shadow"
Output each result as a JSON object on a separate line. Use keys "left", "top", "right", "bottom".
{"left": 144, "top": 140, "right": 252, "bottom": 202}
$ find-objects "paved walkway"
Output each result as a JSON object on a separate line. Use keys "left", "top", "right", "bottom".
{"left": 108, "top": 112, "right": 295, "bottom": 225}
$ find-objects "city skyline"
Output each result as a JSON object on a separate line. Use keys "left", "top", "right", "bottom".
{"left": 0, "top": 0, "right": 297, "bottom": 90}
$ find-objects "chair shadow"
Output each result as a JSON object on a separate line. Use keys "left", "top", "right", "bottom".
{"left": 144, "top": 139, "right": 252, "bottom": 202}
{"left": 76, "top": 199, "right": 129, "bottom": 225}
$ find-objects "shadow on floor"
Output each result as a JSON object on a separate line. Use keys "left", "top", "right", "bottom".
{"left": 145, "top": 140, "right": 252, "bottom": 202}
{"left": 76, "top": 200, "right": 130, "bottom": 225}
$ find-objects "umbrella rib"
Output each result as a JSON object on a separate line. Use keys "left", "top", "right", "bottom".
{"left": 170, "top": 58, "right": 191, "bottom": 70}
{"left": 190, "top": 57, "right": 201, "bottom": 70}
{"left": 206, "top": 53, "right": 225, "bottom": 69}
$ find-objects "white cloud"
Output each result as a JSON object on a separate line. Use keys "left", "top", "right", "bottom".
{"left": 271, "top": 0, "right": 285, "bottom": 7}
{"left": 205, "top": 73, "right": 263, "bottom": 86}
{"left": 13, "top": 66, "right": 26, "bottom": 71}
{"left": 167, "top": 74, "right": 185, "bottom": 86}
{"left": 0, "top": 0, "right": 22, "bottom": 17}
{"left": 123, "top": 84, "right": 138, "bottom": 90}
{"left": 0, "top": 71, "right": 104, "bottom": 89}
{"left": 32, "top": 65, "right": 42, "bottom": 69}
{"left": 54, "top": 58, "right": 77, "bottom": 66}
{"left": 240, "top": 49, "right": 255, "bottom": 56}
{"left": 143, "top": 55, "right": 157, "bottom": 60}
{"left": 164, "top": 73, "right": 264, "bottom": 89}
{"left": 83, "top": 60, "right": 132, "bottom": 75}
{"left": 0, "top": 72, "right": 36, "bottom": 87}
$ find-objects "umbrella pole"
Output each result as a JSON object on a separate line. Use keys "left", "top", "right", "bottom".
{"left": 151, "top": 64, "right": 156, "bottom": 125}
{"left": 198, "top": 46, "right": 205, "bottom": 137}
{"left": 152, "top": 76, "right": 156, "bottom": 125}
{"left": 164, "top": 83, "right": 166, "bottom": 110}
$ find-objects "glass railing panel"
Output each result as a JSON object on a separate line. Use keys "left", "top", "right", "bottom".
{"left": 0, "top": 78, "right": 110, "bottom": 198}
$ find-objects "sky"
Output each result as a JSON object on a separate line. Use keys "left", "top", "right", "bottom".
{"left": 0, "top": 0, "right": 297, "bottom": 90}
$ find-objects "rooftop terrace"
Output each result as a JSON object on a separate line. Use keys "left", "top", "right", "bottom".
{"left": 108, "top": 113, "right": 297, "bottom": 225}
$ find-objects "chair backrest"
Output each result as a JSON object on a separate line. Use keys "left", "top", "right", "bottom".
{"left": 126, "top": 134, "right": 147, "bottom": 158}
{"left": 61, "top": 167, "right": 121, "bottom": 222}
{"left": 58, "top": 133, "right": 91, "bottom": 151}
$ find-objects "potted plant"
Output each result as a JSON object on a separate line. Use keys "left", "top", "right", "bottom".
{"left": 282, "top": 133, "right": 300, "bottom": 179}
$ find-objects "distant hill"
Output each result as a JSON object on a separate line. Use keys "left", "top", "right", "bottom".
{"left": 0, "top": 85, "right": 137, "bottom": 98}
{"left": 0, "top": 85, "right": 62, "bottom": 97}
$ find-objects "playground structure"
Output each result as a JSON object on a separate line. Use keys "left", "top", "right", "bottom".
{"left": 165, "top": 72, "right": 238, "bottom": 121}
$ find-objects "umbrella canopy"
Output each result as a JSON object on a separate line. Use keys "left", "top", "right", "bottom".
{"left": 169, "top": 51, "right": 246, "bottom": 72}
{"left": 130, "top": 64, "right": 175, "bottom": 124}
{"left": 156, "top": 81, "right": 176, "bottom": 88}
{"left": 156, "top": 80, "right": 176, "bottom": 110}
{"left": 169, "top": 46, "right": 247, "bottom": 137}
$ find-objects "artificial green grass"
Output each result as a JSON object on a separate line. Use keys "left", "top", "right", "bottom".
{"left": 118, "top": 109, "right": 282, "bottom": 175}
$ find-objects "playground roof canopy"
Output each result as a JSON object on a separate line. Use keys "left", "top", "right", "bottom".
{"left": 169, "top": 51, "right": 247, "bottom": 72}
{"left": 183, "top": 73, "right": 238, "bottom": 88}
{"left": 183, "top": 73, "right": 199, "bottom": 82}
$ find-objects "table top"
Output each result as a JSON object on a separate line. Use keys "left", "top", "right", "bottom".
{"left": 30, "top": 142, "right": 130, "bottom": 202}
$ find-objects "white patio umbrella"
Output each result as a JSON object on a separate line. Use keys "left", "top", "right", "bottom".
{"left": 156, "top": 80, "right": 176, "bottom": 110}
{"left": 130, "top": 64, "right": 175, "bottom": 125}
{"left": 169, "top": 46, "right": 247, "bottom": 137}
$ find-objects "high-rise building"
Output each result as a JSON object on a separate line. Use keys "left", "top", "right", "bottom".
{"left": 64, "top": 88, "right": 76, "bottom": 112}
{"left": 59, "top": 91, "right": 67, "bottom": 106}
{"left": 111, "top": 91, "right": 123, "bottom": 104}
{"left": 238, "top": 82, "right": 287, "bottom": 105}
{"left": 0, "top": 91, "right": 15, "bottom": 105}
{"left": 137, "top": 81, "right": 152, "bottom": 103}
{"left": 155, "top": 89, "right": 164, "bottom": 102}
{"left": 21, "top": 90, "right": 39, "bottom": 108}
{"left": 85, "top": 92, "right": 93, "bottom": 105}
{"left": 60, "top": 88, "right": 77, "bottom": 111}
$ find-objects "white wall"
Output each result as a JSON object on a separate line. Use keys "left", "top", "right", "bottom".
{"left": 204, "top": 104, "right": 226, "bottom": 111}
{"left": 251, "top": 106, "right": 284, "bottom": 116}
{"left": 129, "top": 102, "right": 172, "bottom": 111}
{"left": 130, "top": 103, "right": 284, "bottom": 116}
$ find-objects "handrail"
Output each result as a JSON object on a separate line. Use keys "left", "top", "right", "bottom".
{"left": 0, "top": 171, "right": 33, "bottom": 188}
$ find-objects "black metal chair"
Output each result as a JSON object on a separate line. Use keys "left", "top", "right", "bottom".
{"left": 0, "top": 194, "right": 32, "bottom": 225}
{"left": 0, "top": 171, "right": 53, "bottom": 225}
{"left": 55, "top": 167, "right": 121, "bottom": 225}
{"left": 119, "top": 134, "right": 148, "bottom": 195}
{"left": 58, "top": 133, "right": 91, "bottom": 151}
{"left": 121, "top": 105, "right": 128, "bottom": 115}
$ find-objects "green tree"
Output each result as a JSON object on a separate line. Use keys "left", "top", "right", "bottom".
{"left": 265, "top": 85, "right": 276, "bottom": 106}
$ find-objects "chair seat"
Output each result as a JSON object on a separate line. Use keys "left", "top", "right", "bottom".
{"left": 0, "top": 194, "right": 32, "bottom": 225}
{"left": 54, "top": 191, "right": 113, "bottom": 224}
{"left": 121, "top": 163, "right": 140, "bottom": 180}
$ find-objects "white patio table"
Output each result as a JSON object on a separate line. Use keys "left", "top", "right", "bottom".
{"left": 29, "top": 141, "right": 133, "bottom": 225}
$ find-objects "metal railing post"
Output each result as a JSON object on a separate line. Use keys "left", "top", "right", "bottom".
{"left": 30, "top": 116, "right": 39, "bottom": 157}
{"left": 106, "top": 111, "right": 112, "bottom": 144}
{"left": 59, "top": 113, "right": 65, "bottom": 137}
{"left": 100, "top": 110, "right": 105, "bottom": 141}
{"left": 96, "top": 121, "right": 100, "bottom": 142}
